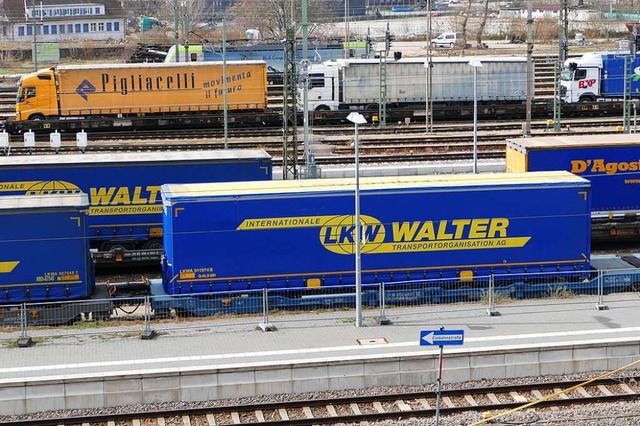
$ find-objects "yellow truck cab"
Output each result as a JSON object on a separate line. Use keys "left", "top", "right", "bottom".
{"left": 16, "top": 68, "right": 58, "bottom": 121}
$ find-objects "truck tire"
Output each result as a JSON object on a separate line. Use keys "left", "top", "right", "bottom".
{"left": 29, "top": 114, "right": 45, "bottom": 120}
{"left": 579, "top": 95, "right": 596, "bottom": 103}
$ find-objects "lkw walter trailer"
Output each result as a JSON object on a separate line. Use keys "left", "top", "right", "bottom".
{"left": 153, "top": 171, "right": 602, "bottom": 316}
{"left": 0, "top": 149, "right": 272, "bottom": 263}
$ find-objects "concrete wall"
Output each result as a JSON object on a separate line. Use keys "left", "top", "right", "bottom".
{"left": 1, "top": 339, "right": 638, "bottom": 416}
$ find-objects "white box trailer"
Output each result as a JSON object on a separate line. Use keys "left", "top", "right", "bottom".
{"left": 303, "top": 56, "right": 527, "bottom": 111}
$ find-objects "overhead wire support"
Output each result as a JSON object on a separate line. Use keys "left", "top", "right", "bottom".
{"left": 282, "top": 28, "right": 298, "bottom": 180}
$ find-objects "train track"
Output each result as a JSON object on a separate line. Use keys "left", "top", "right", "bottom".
{"left": 5, "top": 375, "right": 639, "bottom": 425}
{"left": 0, "top": 118, "right": 627, "bottom": 164}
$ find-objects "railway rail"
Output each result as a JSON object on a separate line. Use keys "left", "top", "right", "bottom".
{"left": 4, "top": 375, "right": 639, "bottom": 426}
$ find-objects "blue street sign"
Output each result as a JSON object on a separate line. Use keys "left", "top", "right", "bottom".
{"left": 420, "top": 329, "right": 464, "bottom": 346}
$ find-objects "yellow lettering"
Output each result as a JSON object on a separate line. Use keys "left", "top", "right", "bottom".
{"left": 487, "top": 218, "right": 509, "bottom": 238}
{"left": 591, "top": 159, "right": 606, "bottom": 173}
{"left": 469, "top": 219, "right": 490, "bottom": 238}
{"left": 570, "top": 160, "right": 588, "bottom": 173}
{"left": 146, "top": 185, "right": 161, "bottom": 203}
{"left": 435, "top": 220, "right": 453, "bottom": 240}
{"left": 111, "top": 187, "right": 131, "bottom": 205}
{"left": 392, "top": 221, "right": 420, "bottom": 242}
{"left": 414, "top": 221, "right": 436, "bottom": 241}
{"left": 90, "top": 187, "right": 115, "bottom": 205}
{"left": 132, "top": 186, "right": 148, "bottom": 204}
{"left": 451, "top": 219, "right": 471, "bottom": 239}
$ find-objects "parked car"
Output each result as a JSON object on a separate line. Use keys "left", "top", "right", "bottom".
{"left": 431, "top": 32, "right": 461, "bottom": 48}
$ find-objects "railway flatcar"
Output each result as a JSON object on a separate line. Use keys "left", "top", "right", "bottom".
{"left": 160, "top": 171, "right": 591, "bottom": 295}
{"left": 0, "top": 149, "right": 272, "bottom": 263}
{"left": 506, "top": 134, "right": 640, "bottom": 240}
{"left": 0, "top": 193, "right": 94, "bottom": 304}
{"left": 8, "top": 60, "right": 270, "bottom": 133}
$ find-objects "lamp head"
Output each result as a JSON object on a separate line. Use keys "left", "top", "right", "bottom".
{"left": 347, "top": 112, "right": 367, "bottom": 125}
{"left": 468, "top": 59, "right": 483, "bottom": 68}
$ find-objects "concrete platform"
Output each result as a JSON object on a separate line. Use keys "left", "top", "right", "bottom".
{"left": 1, "top": 294, "right": 639, "bottom": 415}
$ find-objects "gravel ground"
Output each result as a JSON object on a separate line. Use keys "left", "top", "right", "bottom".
{"left": 2, "top": 371, "right": 639, "bottom": 424}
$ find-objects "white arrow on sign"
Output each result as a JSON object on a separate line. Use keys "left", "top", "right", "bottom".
{"left": 421, "top": 332, "right": 464, "bottom": 345}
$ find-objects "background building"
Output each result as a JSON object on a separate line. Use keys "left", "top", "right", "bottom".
{"left": 3, "top": 0, "right": 126, "bottom": 42}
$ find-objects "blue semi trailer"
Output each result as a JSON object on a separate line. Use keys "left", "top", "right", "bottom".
{"left": 0, "top": 193, "right": 94, "bottom": 304}
{"left": 0, "top": 149, "right": 272, "bottom": 264}
{"left": 160, "top": 171, "right": 592, "bottom": 295}
{"left": 506, "top": 134, "right": 640, "bottom": 240}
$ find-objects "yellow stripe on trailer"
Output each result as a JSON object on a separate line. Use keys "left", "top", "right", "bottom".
{"left": 0, "top": 261, "right": 19, "bottom": 273}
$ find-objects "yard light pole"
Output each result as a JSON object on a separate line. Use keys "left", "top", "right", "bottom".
{"left": 347, "top": 112, "right": 367, "bottom": 328}
{"left": 468, "top": 59, "right": 482, "bottom": 174}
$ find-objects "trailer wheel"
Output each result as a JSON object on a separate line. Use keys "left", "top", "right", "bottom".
{"left": 142, "top": 238, "right": 163, "bottom": 250}
{"left": 101, "top": 242, "right": 134, "bottom": 252}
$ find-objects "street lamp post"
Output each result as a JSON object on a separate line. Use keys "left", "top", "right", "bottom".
{"left": 468, "top": 59, "right": 483, "bottom": 174}
{"left": 347, "top": 112, "right": 367, "bottom": 328}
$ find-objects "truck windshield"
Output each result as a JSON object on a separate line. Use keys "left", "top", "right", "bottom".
{"left": 560, "top": 69, "right": 573, "bottom": 81}
{"left": 17, "top": 86, "right": 36, "bottom": 103}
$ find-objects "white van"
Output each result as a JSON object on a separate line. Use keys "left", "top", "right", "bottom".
{"left": 431, "top": 32, "right": 460, "bottom": 48}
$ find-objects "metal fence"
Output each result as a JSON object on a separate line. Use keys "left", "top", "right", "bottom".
{"left": 1, "top": 267, "right": 638, "bottom": 346}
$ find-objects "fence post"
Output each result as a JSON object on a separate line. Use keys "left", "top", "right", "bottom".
{"left": 259, "top": 288, "right": 275, "bottom": 332}
{"left": 378, "top": 282, "right": 391, "bottom": 325}
{"left": 596, "top": 270, "right": 608, "bottom": 311}
{"left": 16, "top": 303, "right": 33, "bottom": 347}
{"left": 486, "top": 275, "right": 499, "bottom": 317}
{"left": 141, "top": 296, "right": 157, "bottom": 340}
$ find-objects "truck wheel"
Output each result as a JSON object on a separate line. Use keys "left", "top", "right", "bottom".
{"left": 142, "top": 238, "right": 163, "bottom": 250}
{"left": 101, "top": 242, "right": 134, "bottom": 252}
{"left": 315, "top": 105, "right": 330, "bottom": 111}
{"left": 30, "top": 114, "right": 45, "bottom": 121}
{"left": 579, "top": 95, "right": 596, "bottom": 103}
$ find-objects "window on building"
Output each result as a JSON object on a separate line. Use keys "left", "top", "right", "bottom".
{"left": 98, "top": 22, "right": 104, "bottom": 31}
{"left": 68, "top": 24, "right": 74, "bottom": 33}
{"left": 43, "top": 25, "right": 49, "bottom": 35}
{"left": 18, "top": 26, "right": 25, "bottom": 36}
{"left": 59, "top": 25, "right": 65, "bottom": 34}
{"left": 26, "top": 26, "right": 32, "bottom": 36}
{"left": 75, "top": 23, "right": 81, "bottom": 33}
{"left": 106, "top": 22, "right": 112, "bottom": 31}
{"left": 83, "top": 23, "right": 89, "bottom": 32}
{"left": 51, "top": 25, "right": 57, "bottom": 34}
{"left": 95, "top": 7, "right": 100, "bottom": 14}
{"left": 90, "top": 23, "right": 96, "bottom": 31}
{"left": 114, "top": 22, "right": 120, "bottom": 31}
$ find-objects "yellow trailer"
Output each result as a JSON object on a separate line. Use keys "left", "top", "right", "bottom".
{"left": 16, "top": 61, "right": 268, "bottom": 121}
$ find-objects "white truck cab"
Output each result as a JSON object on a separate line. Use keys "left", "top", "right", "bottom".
{"left": 300, "top": 62, "right": 341, "bottom": 111}
{"left": 560, "top": 52, "right": 603, "bottom": 103}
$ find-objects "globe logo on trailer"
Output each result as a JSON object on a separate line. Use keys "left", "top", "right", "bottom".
{"left": 24, "top": 181, "right": 82, "bottom": 195}
{"left": 319, "top": 215, "right": 386, "bottom": 255}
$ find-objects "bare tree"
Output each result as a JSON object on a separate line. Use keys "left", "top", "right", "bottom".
{"left": 476, "top": 0, "right": 490, "bottom": 48}
{"left": 228, "top": 0, "right": 337, "bottom": 41}
{"left": 460, "top": 0, "right": 472, "bottom": 54}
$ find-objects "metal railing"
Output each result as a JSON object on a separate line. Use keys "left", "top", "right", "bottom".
{"left": 1, "top": 267, "right": 638, "bottom": 346}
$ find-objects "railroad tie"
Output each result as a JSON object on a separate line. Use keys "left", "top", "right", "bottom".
{"left": 554, "top": 388, "right": 570, "bottom": 399}
{"left": 442, "top": 396, "right": 456, "bottom": 408}
{"left": 509, "top": 391, "right": 528, "bottom": 403}
{"left": 350, "top": 403, "right": 362, "bottom": 415}
{"left": 373, "top": 401, "right": 386, "bottom": 413}
{"left": 303, "top": 406, "right": 314, "bottom": 418}
{"left": 464, "top": 394, "right": 479, "bottom": 406}
{"left": 157, "top": 418, "right": 166, "bottom": 426}
{"left": 486, "top": 393, "right": 501, "bottom": 404}
{"left": 278, "top": 408, "right": 290, "bottom": 421}
{"left": 132, "top": 420, "right": 141, "bottom": 426}
{"left": 206, "top": 413, "right": 217, "bottom": 425}
{"left": 231, "top": 411, "right": 241, "bottom": 424}
{"left": 531, "top": 390, "right": 544, "bottom": 400}
{"left": 182, "top": 415, "right": 191, "bottom": 426}
{"left": 418, "top": 398, "right": 431, "bottom": 409}
{"left": 255, "top": 410, "right": 265, "bottom": 422}
{"left": 576, "top": 386, "right": 591, "bottom": 398}
{"left": 619, "top": 383, "right": 635, "bottom": 394}
{"left": 326, "top": 405, "right": 338, "bottom": 417}
{"left": 107, "top": 422, "right": 116, "bottom": 426}
{"left": 396, "top": 400, "right": 413, "bottom": 411}
{"left": 598, "top": 385, "right": 613, "bottom": 396}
